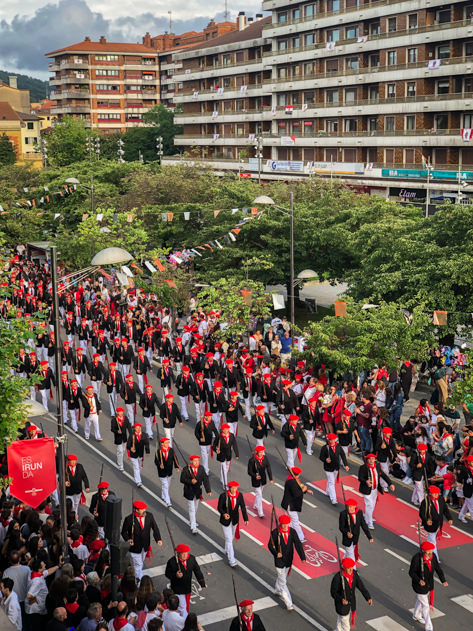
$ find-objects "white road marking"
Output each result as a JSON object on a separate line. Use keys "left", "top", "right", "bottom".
{"left": 292, "top": 565, "right": 312, "bottom": 580}
{"left": 396, "top": 497, "right": 415, "bottom": 508}
{"left": 274, "top": 481, "right": 317, "bottom": 508}
{"left": 451, "top": 594, "right": 473, "bottom": 613}
{"left": 450, "top": 524, "right": 473, "bottom": 538}
{"left": 300, "top": 521, "right": 315, "bottom": 534}
{"left": 338, "top": 547, "right": 367, "bottom": 567}
{"left": 146, "top": 553, "right": 222, "bottom": 578}
{"left": 384, "top": 548, "right": 440, "bottom": 583}
{"left": 400, "top": 535, "right": 418, "bottom": 546}
{"left": 366, "top": 616, "right": 409, "bottom": 630}
{"left": 247, "top": 509, "right": 258, "bottom": 517}
{"left": 241, "top": 530, "right": 264, "bottom": 546}
{"left": 198, "top": 596, "right": 277, "bottom": 626}
{"left": 409, "top": 606, "right": 444, "bottom": 619}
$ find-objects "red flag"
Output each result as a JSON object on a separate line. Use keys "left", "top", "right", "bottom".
{"left": 154, "top": 258, "right": 166, "bottom": 272}
{"left": 7, "top": 438, "right": 57, "bottom": 508}
{"left": 165, "top": 279, "right": 177, "bottom": 289}
{"left": 204, "top": 243, "right": 213, "bottom": 252}
{"left": 334, "top": 300, "right": 347, "bottom": 317}
{"left": 232, "top": 228, "right": 241, "bottom": 235}
{"left": 433, "top": 310, "right": 447, "bottom": 326}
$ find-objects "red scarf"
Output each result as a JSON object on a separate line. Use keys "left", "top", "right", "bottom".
{"left": 65, "top": 602, "right": 79, "bottom": 614}
{"left": 368, "top": 463, "right": 377, "bottom": 489}
{"left": 279, "top": 527, "right": 289, "bottom": 545}
{"left": 30, "top": 571, "right": 43, "bottom": 579}
{"left": 241, "top": 613, "right": 254, "bottom": 631}
{"left": 71, "top": 535, "right": 83, "bottom": 548}
{"left": 113, "top": 618, "right": 129, "bottom": 631}
{"left": 134, "top": 512, "right": 145, "bottom": 528}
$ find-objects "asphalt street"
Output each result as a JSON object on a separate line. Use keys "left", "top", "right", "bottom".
{"left": 36, "top": 365, "right": 473, "bottom": 631}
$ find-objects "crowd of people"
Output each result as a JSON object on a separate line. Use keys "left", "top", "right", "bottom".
{"left": 0, "top": 248, "right": 472, "bottom": 631}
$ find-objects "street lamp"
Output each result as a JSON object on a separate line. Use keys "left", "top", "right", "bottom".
{"left": 253, "top": 193, "right": 295, "bottom": 327}
{"left": 48, "top": 244, "right": 133, "bottom": 562}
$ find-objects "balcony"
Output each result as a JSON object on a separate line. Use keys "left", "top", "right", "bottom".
{"left": 53, "top": 89, "right": 90, "bottom": 99}
{"left": 173, "top": 57, "right": 265, "bottom": 80}
{"left": 51, "top": 105, "right": 90, "bottom": 114}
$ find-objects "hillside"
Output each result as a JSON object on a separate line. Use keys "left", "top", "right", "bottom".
{"left": 0, "top": 70, "right": 49, "bottom": 102}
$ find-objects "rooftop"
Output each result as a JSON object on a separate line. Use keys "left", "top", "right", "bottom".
{"left": 0, "top": 102, "right": 23, "bottom": 122}
{"left": 184, "top": 16, "right": 271, "bottom": 53}
{"left": 46, "top": 37, "right": 158, "bottom": 57}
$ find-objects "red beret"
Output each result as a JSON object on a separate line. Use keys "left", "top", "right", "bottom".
{"left": 345, "top": 499, "right": 358, "bottom": 507}
{"left": 417, "top": 443, "right": 428, "bottom": 451}
{"left": 227, "top": 480, "right": 239, "bottom": 487}
{"left": 342, "top": 558, "right": 356, "bottom": 569}
{"left": 67, "top": 454, "right": 78, "bottom": 461}
{"left": 239, "top": 600, "right": 254, "bottom": 608}
{"left": 189, "top": 454, "right": 200, "bottom": 460}
{"left": 97, "top": 482, "right": 109, "bottom": 489}
{"left": 291, "top": 466, "right": 302, "bottom": 475}
{"left": 429, "top": 485, "right": 441, "bottom": 494}
{"left": 421, "top": 541, "right": 435, "bottom": 551}
{"left": 133, "top": 500, "right": 147, "bottom": 510}
{"left": 255, "top": 445, "right": 265, "bottom": 452}
{"left": 176, "top": 544, "right": 190, "bottom": 553}
{"left": 279, "top": 514, "right": 291, "bottom": 524}
{"left": 327, "top": 433, "right": 337, "bottom": 440}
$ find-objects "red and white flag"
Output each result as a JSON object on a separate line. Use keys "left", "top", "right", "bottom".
{"left": 461, "top": 128, "right": 473, "bottom": 142}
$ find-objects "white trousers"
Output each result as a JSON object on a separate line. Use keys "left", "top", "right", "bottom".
{"left": 222, "top": 524, "right": 237, "bottom": 565}
{"left": 130, "top": 551, "right": 146, "bottom": 581}
{"left": 255, "top": 437, "right": 265, "bottom": 447}
{"left": 84, "top": 413, "right": 101, "bottom": 440}
{"left": 131, "top": 457, "right": 143, "bottom": 485}
{"left": 163, "top": 426, "right": 175, "bottom": 446}
{"left": 344, "top": 543, "right": 356, "bottom": 561}
{"left": 179, "top": 396, "right": 189, "bottom": 420}
{"left": 253, "top": 486, "right": 264, "bottom": 517}
{"left": 62, "top": 400, "right": 69, "bottom": 423}
{"left": 326, "top": 470, "right": 338, "bottom": 504}
{"left": 122, "top": 363, "right": 131, "bottom": 378}
{"left": 245, "top": 395, "right": 253, "bottom": 420}
{"left": 69, "top": 409, "right": 79, "bottom": 431}
{"left": 79, "top": 340, "right": 87, "bottom": 353}
{"left": 413, "top": 592, "right": 433, "bottom": 630}
{"left": 146, "top": 348, "right": 154, "bottom": 364}
{"left": 109, "top": 390, "right": 117, "bottom": 413}
{"left": 195, "top": 401, "right": 204, "bottom": 423}
{"left": 288, "top": 510, "right": 305, "bottom": 542}
{"left": 212, "top": 412, "right": 221, "bottom": 432}
{"left": 200, "top": 445, "right": 210, "bottom": 474}
{"left": 229, "top": 422, "right": 238, "bottom": 436}
{"left": 116, "top": 443, "right": 125, "bottom": 470}
{"left": 76, "top": 373, "right": 84, "bottom": 388}
{"left": 336, "top": 613, "right": 351, "bottom": 631}
{"left": 40, "top": 388, "right": 49, "bottom": 412}
{"left": 143, "top": 416, "right": 153, "bottom": 438}
{"left": 161, "top": 476, "right": 172, "bottom": 505}
{"left": 458, "top": 495, "right": 473, "bottom": 520}
{"left": 125, "top": 403, "right": 135, "bottom": 425}
{"left": 275, "top": 567, "right": 292, "bottom": 609}
{"left": 279, "top": 414, "right": 288, "bottom": 429}
{"left": 306, "top": 430, "right": 315, "bottom": 455}
{"left": 137, "top": 374, "right": 145, "bottom": 394}
{"left": 69, "top": 493, "right": 81, "bottom": 514}
{"left": 426, "top": 530, "right": 439, "bottom": 560}
{"left": 412, "top": 480, "right": 425, "bottom": 505}
{"left": 220, "top": 461, "right": 230, "bottom": 488}
{"left": 286, "top": 448, "right": 296, "bottom": 469}
{"left": 188, "top": 498, "right": 199, "bottom": 530}
{"left": 364, "top": 490, "right": 378, "bottom": 528}
{"left": 379, "top": 461, "right": 389, "bottom": 491}
{"left": 92, "top": 380, "right": 102, "bottom": 401}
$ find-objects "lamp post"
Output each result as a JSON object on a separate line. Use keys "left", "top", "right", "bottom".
{"left": 48, "top": 244, "right": 133, "bottom": 563}
{"left": 253, "top": 193, "right": 295, "bottom": 327}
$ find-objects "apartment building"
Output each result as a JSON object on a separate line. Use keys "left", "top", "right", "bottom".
{"left": 45, "top": 37, "right": 160, "bottom": 132}
{"left": 173, "top": 1, "right": 473, "bottom": 173}
{"left": 173, "top": 14, "right": 272, "bottom": 159}
{"left": 0, "top": 102, "right": 42, "bottom": 168}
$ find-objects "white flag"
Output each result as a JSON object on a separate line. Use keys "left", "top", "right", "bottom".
{"left": 215, "top": 239, "right": 224, "bottom": 249}
{"left": 357, "top": 35, "right": 368, "bottom": 43}
{"left": 192, "top": 91, "right": 199, "bottom": 99}
{"left": 213, "top": 133, "right": 220, "bottom": 141}
{"left": 326, "top": 42, "right": 336, "bottom": 51}
{"left": 212, "top": 111, "right": 218, "bottom": 118}
{"left": 145, "top": 261, "right": 157, "bottom": 273}
{"left": 461, "top": 128, "right": 473, "bottom": 142}
{"left": 232, "top": 208, "right": 239, "bottom": 214}
{"left": 96, "top": 213, "right": 103, "bottom": 222}
{"left": 302, "top": 103, "right": 308, "bottom": 111}
{"left": 428, "top": 59, "right": 441, "bottom": 69}
{"left": 228, "top": 232, "right": 237, "bottom": 242}
{"left": 184, "top": 212, "right": 190, "bottom": 220}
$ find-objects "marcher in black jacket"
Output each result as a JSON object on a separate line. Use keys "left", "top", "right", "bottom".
{"left": 89, "top": 481, "right": 115, "bottom": 536}
{"left": 110, "top": 407, "right": 131, "bottom": 471}
{"left": 281, "top": 414, "right": 307, "bottom": 469}
{"left": 268, "top": 514, "right": 305, "bottom": 611}
{"left": 409, "top": 541, "right": 448, "bottom": 627}
{"left": 281, "top": 466, "right": 313, "bottom": 544}
{"left": 213, "top": 424, "right": 239, "bottom": 489}
{"left": 165, "top": 545, "right": 205, "bottom": 616}
{"left": 409, "top": 443, "right": 436, "bottom": 506}
{"left": 65, "top": 455, "right": 89, "bottom": 514}
{"left": 419, "top": 485, "right": 452, "bottom": 558}
{"left": 247, "top": 446, "right": 273, "bottom": 518}
{"left": 339, "top": 498, "right": 373, "bottom": 562}
{"left": 229, "top": 601, "right": 267, "bottom": 631}
{"left": 194, "top": 412, "right": 219, "bottom": 474}
{"left": 358, "top": 454, "right": 395, "bottom": 529}
{"left": 250, "top": 406, "right": 275, "bottom": 446}
{"left": 121, "top": 500, "right": 162, "bottom": 580}
{"left": 330, "top": 558, "right": 372, "bottom": 627}
{"left": 319, "top": 433, "right": 349, "bottom": 505}
{"left": 217, "top": 481, "right": 248, "bottom": 567}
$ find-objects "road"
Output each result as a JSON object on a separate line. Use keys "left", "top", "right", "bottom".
{"left": 37, "top": 367, "right": 473, "bottom": 631}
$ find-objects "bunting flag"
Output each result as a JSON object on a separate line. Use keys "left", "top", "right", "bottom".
{"left": 334, "top": 300, "right": 347, "bottom": 317}
{"left": 214, "top": 209, "right": 221, "bottom": 218}
{"left": 82, "top": 213, "right": 89, "bottom": 221}
{"left": 97, "top": 268, "right": 114, "bottom": 280}
{"left": 126, "top": 213, "right": 134, "bottom": 223}
{"left": 154, "top": 258, "right": 166, "bottom": 272}
{"left": 130, "top": 263, "right": 143, "bottom": 274}
{"left": 167, "top": 212, "right": 174, "bottom": 222}
{"left": 232, "top": 228, "right": 241, "bottom": 235}
{"left": 240, "top": 289, "right": 252, "bottom": 306}
{"left": 433, "top": 310, "right": 447, "bottom": 326}
{"left": 0, "top": 184, "right": 77, "bottom": 213}
{"left": 165, "top": 279, "right": 177, "bottom": 289}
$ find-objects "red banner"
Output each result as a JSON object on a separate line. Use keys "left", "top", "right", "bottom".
{"left": 7, "top": 437, "right": 57, "bottom": 508}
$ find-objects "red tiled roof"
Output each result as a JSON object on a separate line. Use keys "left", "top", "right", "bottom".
{"left": 0, "top": 102, "right": 23, "bottom": 122}
{"left": 184, "top": 17, "right": 271, "bottom": 52}
{"left": 46, "top": 40, "right": 158, "bottom": 57}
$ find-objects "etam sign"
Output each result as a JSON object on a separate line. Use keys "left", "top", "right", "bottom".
{"left": 7, "top": 437, "right": 57, "bottom": 508}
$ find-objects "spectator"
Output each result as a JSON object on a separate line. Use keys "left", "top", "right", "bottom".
{"left": 355, "top": 393, "right": 372, "bottom": 453}
{"left": 3, "top": 550, "right": 30, "bottom": 617}
{"left": 182, "top": 612, "right": 205, "bottom": 631}
{"left": 161, "top": 595, "right": 184, "bottom": 631}
{"left": 0, "top": 577, "right": 22, "bottom": 630}
{"left": 108, "top": 602, "right": 134, "bottom": 631}
{"left": 85, "top": 572, "right": 101, "bottom": 604}
{"left": 46, "top": 607, "right": 67, "bottom": 631}
{"left": 280, "top": 330, "right": 292, "bottom": 362}
{"left": 77, "top": 603, "right": 103, "bottom": 631}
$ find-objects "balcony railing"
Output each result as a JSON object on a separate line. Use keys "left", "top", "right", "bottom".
{"left": 175, "top": 128, "right": 462, "bottom": 139}
{"left": 173, "top": 56, "right": 265, "bottom": 78}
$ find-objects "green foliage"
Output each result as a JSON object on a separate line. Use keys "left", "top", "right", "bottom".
{"left": 197, "top": 278, "right": 271, "bottom": 340}
{"left": 46, "top": 116, "right": 87, "bottom": 166}
{"left": 301, "top": 300, "right": 434, "bottom": 376}
{"left": 0, "top": 134, "right": 16, "bottom": 166}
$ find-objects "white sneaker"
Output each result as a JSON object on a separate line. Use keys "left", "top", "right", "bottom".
{"left": 458, "top": 516, "right": 468, "bottom": 524}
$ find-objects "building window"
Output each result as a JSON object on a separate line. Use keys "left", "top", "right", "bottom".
{"left": 346, "top": 25, "right": 359, "bottom": 39}
{"left": 327, "top": 0, "right": 340, "bottom": 12}
{"left": 277, "top": 94, "right": 287, "bottom": 106}
{"left": 95, "top": 55, "right": 119, "bottom": 61}
{"left": 278, "top": 67, "right": 287, "bottom": 79}
{"left": 304, "top": 91, "right": 315, "bottom": 104}
{"left": 327, "top": 29, "right": 340, "bottom": 42}
{"left": 408, "top": 14, "right": 417, "bottom": 29}
{"left": 405, "top": 115, "right": 416, "bottom": 130}
{"left": 278, "top": 12, "right": 288, "bottom": 23}
{"left": 304, "top": 62, "right": 314, "bottom": 76}
{"left": 437, "top": 80, "right": 449, "bottom": 95}
{"left": 386, "top": 83, "right": 395, "bottom": 98}
{"left": 278, "top": 40, "right": 288, "bottom": 51}
{"left": 388, "top": 17, "right": 397, "bottom": 32}
{"left": 437, "top": 45, "right": 450, "bottom": 59}
{"left": 345, "top": 88, "right": 357, "bottom": 103}
{"left": 369, "top": 86, "right": 379, "bottom": 100}
{"left": 385, "top": 116, "right": 395, "bottom": 131}
{"left": 292, "top": 37, "right": 300, "bottom": 49}
{"left": 436, "top": 8, "right": 451, "bottom": 23}
{"left": 293, "top": 8, "right": 300, "bottom": 19}
{"left": 370, "top": 22, "right": 380, "bottom": 35}
{"left": 435, "top": 114, "right": 448, "bottom": 130}
{"left": 385, "top": 148, "right": 395, "bottom": 164}
{"left": 326, "top": 119, "right": 339, "bottom": 132}
{"left": 463, "top": 114, "right": 473, "bottom": 127}
{"left": 27, "top": 122, "right": 34, "bottom": 130}
{"left": 305, "top": 33, "right": 315, "bottom": 46}
{"left": 223, "top": 77, "right": 231, "bottom": 88}
{"left": 407, "top": 82, "right": 416, "bottom": 97}
{"left": 404, "top": 149, "right": 415, "bottom": 164}
{"left": 344, "top": 118, "right": 357, "bottom": 132}
{"left": 466, "top": 42, "right": 473, "bottom": 56}
{"left": 346, "top": 0, "right": 359, "bottom": 8}
{"left": 326, "top": 89, "right": 339, "bottom": 104}
{"left": 346, "top": 57, "right": 359, "bottom": 70}
{"left": 408, "top": 48, "right": 418, "bottom": 63}
{"left": 326, "top": 59, "right": 339, "bottom": 73}
{"left": 370, "top": 54, "right": 380, "bottom": 68}
{"left": 304, "top": 4, "right": 316, "bottom": 18}
{"left": 369, "top": 116, "right": 378, "bottom": 131}
{"left": 387, "top": 50, "right": 397, "bottom": 65}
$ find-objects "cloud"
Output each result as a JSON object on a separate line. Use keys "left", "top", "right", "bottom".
{"left": 0, "top": 0, "right": 261, "bottom": 77}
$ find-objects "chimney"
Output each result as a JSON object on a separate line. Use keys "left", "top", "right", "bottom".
{"left": 248, "top": 17, "right": 254, "bottom": 24}
{"left": 84, "top": 36, "right": 91, "bottom": 41}
{"left": 256, "top": 13, "right": 263, "bottom": 19}
{"left": 143, "top": 32, "right": 151, "bottom": 47}
{"left": 8, "top": 76, "right": 18, "bottom": 89}
{"left": 238, "top": 11, "right": 247, "bottom": 31}
{"left": 99, "top": 36, "right": 107, "bottom": 44}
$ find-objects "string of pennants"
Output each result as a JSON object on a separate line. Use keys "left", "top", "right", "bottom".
{"left": 334, "top": 300, "right": 470, "bottom": 326}
{"left": 0, "top": 185, "right": 77, "bottom": 216}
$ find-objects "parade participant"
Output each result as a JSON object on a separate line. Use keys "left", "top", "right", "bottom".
{"left": 457, "top": 454, "right": 473, "bottom": 523}
{"left": 154, "top": 437, "right": 180, "bottom": 507}
{"left": 38, "top": 360, "right": 55, "bottom": 411}
{"left": 320, "top": 433, "right": 349, "bottom": 505}
{"left": 217, "top": 480, "right": 248, "bottom": 568}
{"left": 376, "top": 427, "right": 397, "bottom": 491}
{"left": 250, "top": 404, "right": 275, "bottom": 447}
{"left": 26, "top": 351, "right": 38, "bottom": 400}
{"left": 225, "top": 390, "right": 243, "bottom": 436}
{"left": 67, "top": 378, "right": 82, "bottom": 432}
{"left": 159, "top": 392, "right": 182, "bottom": 445}
{"left": 165, "top": 543, "right": 206, "bottom": 617}
{"left": 89, "top": 481, "right": 113, "bottom": 538}
{"left": 281, "top": 414, "right": 307, "bottom": 469}
{"left": 214, "top": 423, "right": 239, "bottom": 489}
{"left": 77, "top": 317, "right": 91, "bottom": 353}
{"left": 91, "top": 329, "right": 109, "bottom": 363}
{"left": 157, "top": 328, "right": 172, "bottom": 360}
{"left": 72, "top": 347, "right": 88, "bottom": 388}
{"left": 339, "top": 498, "right": 373, "bottom": 562}
{"left": 330, "top": 557, "right": 372, "bottom": 631}
{"left": 172, "top": 336, "right": 186, "bottom": 375}
{"left": 65, "top": 454, "right": 90, "bottom": 515}
{"left": 281, "top": 466, "right": 313, "bottom": 543}
{"left": 410, "top": 443, "right": 436, "bottom": 506}
{"left": 88, "top": 353, "right": 106, "bottom": 403}
{"left": 203, "top": 351, "right": 219, "bottom": 392}
{"left": 105, "top": 361, "right": 123, "bottom": 414}
{"left": 194, "top": 410, "right": 219, "bottom": 475}
{"left": 61, "top": 340, "right": 73, "bottom": 373}
{"left": 247, "top": 445, "right": 273, "bottom": 518}
{"left": 24, "top": 424, "right": 45, "bottom": 440}
{"left": 222, "top": 357, "right": 240, "bottom": 397}
{"left": 119, "top": 337, "right": 134, "bottom": 378}
{"left": 120, "top": 373, "right": 142, "bottom": 426}
{"left": 192, "top": 372, "right": 209, "bottom": 423}
{"left": 60, "top": 370, "right": 70, "bottom": 425}
{"left": 139, "top": 384, "right": 158, "bottom": 439}
{"left": 180, "top": 454, "right": 211, "bottom": 534}
{"left": 419, "top": 485, "right": 452, "bottom": 559}
{"left": 159, "top": 358, "right": 174, "bottom": 400}
{"left": 358, "top": 453, "right": 395, "bottom": 529}
{"left": 336, "top": 409, "right": 356, "bottom": 460}
{"left": 302, "top": 395, "right": 320, "bottom": 456}
{"left": 409, "top": 541, "right": 448, "bottom": 629}
{"left": 277, "top": 379, "right": 299, "bottom": 428}
{"left": 241, "top": 368, "right": 256, "bottom": 422}
{"left": 142, "top": 326, "right": 155, "bottom": 364}
{"left": 127, "top": 423, "right": 150, "bottom": 487}
{"left": 111, "top": 407, "right": 132, "bottom": 471}
{"left": 229, "top": 600, "right": 267, "bottom": 631}
{"left": 64, "top": 311, "right": 76, "bottom": 345}
{"left": 133, "top": 347, "right": 151, "bottom": 394}
{"left": 121, "top": 500, "right": 162, "bottom": 581}
{"left": 268, "top": 514, "right": 305, "bottom": 612}
{"left": 81, "top": 384, "right": 103, "bottom": 441}
{"left": 257, "top": 372, "right": 277, "bottom": 415}
{"left": 175, "top": 365, "right": 194, "bottom": 422}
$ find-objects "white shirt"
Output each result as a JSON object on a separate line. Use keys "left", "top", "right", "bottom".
{"left": 108, "top": 620, "right": 134, "bottom": 631}
{"left": 2, "top": 591, "right": 22, "bottom": 630}
{"left": 25, "top": 574, "right": 48, "bottom": 615}
{"left": 162, "top": 609, "right": 185, "bottom": 631}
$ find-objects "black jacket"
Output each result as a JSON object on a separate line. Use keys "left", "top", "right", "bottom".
{"left": 330, "top": 570, "right": 371, "bottom": 616}
{"left": 139, "top": 392, "right": 158, "bottom": 418}
{"left": 110, "top": 416, "right": 132, "bottom": 445}
{"left": 121, "top": 511, "right": 161, "bottom": 552}
{"left": 105, "top": 369, "right": 123, "bottom": 394}
{"left": 165, "top": 553, "right": 205, "bottom": 595}
{"left": 358, "top": 463, "right": 392, "bottom": 495}
{"left": 419, "top": 495, "right": 452, "bottom": 533}
{"left": 175, "top": 373, "right": 194, "bottom": 396}
{"left": 229, "top": 613, "right": 266, "bottom": 631}
{"left": 250, "top": 413, "right": 274, "bottom": 439}
{"left": 281, "top": 477, "right": 306, "bottom": 513}
{"left": 320, "top": 443, "right": 348, "bottom": 471}
{"left": 213, "top": 432, "right": 239, "bottom": 462}
{"left": 120, "top": 382, "right": 142, "bottom": 405}
{"left": 339, "top": 509, "right": 371, "bottom": 546}
{"left": 268, "top": 526, "right": 305, "bottom": 568}
{"left": 247, "top": 455, "right": 273, "bottom": 488}
{"left": 65, "top": 462, "right": 89, "bottom": 495}
{"left": 89, "top": 491, "right": 115, "bottom": 527}
{"left": 180, "top": 464, "right": 211, "bottom": 500}
{"left": 154, "top": 446, "right": 179, "bottom": 477}
{"left": 375, "top": 435, "right": 397, "bottom": 464}
{"left": 457, "top": 464, "right": 473, "bottom": 499}
{"left": 126, "top": 432, "right": 150, "bottom": 458}
{"left": 192, "top": 379, "right": 210, "bottom": 403}
{"left": 281, "top": 422, "right": 307, "bottom": 449}
{"left": 160, "top": 402, "right": 182, "bottom": 428}
{"left": 194, "top": 419, "right": 219, "bottom": 446}
{"left": 217, "top": 491, "right": 248, "bottom": 526}
{"left": 409, "top": 551, "right": 446, "bottom": 594}
{"left": 409, "top": 452, "right": 437, "bottom": 482}
{"left": 277, "top": 388, "right": 299, "bottom": 414}
{"left": 80, "top": 393, "right": 102, "bottom": 418}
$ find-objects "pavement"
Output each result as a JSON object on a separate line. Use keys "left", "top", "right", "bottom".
{"left": 36, "top": 367, "right": 473, "bottom": 631}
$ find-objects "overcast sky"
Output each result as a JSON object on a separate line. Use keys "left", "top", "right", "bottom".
{"left": 0, "top": 0, "right": 263, "bottom": 79}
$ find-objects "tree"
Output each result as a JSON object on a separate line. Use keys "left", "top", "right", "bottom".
{"left": 46, "top": 116, "right": 87, "bottom": 166}
{"left": 197, "top": 278, "right": 271, "bottom": 340}
{"left": 0, "top": 134, "right": 16, "bottom": 166}
{"left": 300, "top": 300, "right": 433, "bottom": 377}
{"left": 448, "top": 353, "right": 473, "bottom": 407}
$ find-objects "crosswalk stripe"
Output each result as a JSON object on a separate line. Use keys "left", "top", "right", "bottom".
{"left": 366, "top": 615, "right": 409, "bottom": 630}
{"left": 451, "top": 594, "right": 473, "bottom": 612}
{"left": 409, "top": 606, "right": 444, "bottom": 619}
{"left": 145, "top": 553, "right": 222, "bottom": 578}
{"left": 198, "top": 596, "right": 277, "bottom": 626}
